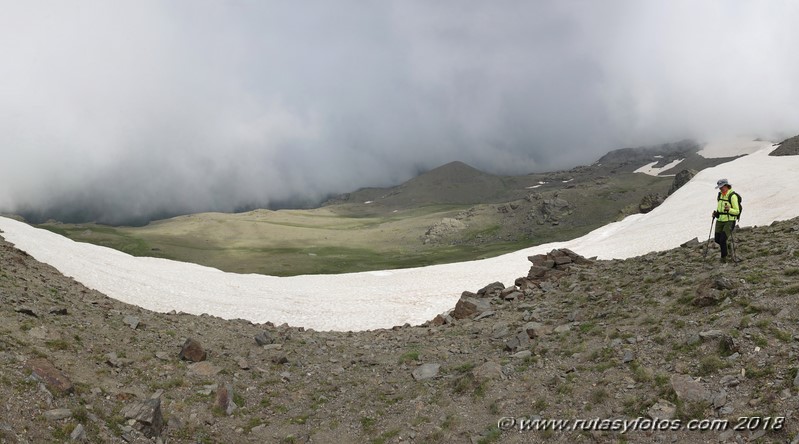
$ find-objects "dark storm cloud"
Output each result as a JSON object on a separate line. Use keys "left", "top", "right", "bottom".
{"left": 1, "top": 1, "right": 798, "bottom": 224}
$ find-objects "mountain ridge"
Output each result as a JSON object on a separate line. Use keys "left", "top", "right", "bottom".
{"left": 324, "top": 139, "right": 744, "bottom": 213}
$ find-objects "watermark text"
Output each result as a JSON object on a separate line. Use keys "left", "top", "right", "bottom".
{"left": 497, "top": 416, "right": 786, "bottom": 434}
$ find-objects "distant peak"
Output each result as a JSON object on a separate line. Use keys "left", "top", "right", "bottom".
{"left": 425, "top": 161, "right": 483, "bottom": 175}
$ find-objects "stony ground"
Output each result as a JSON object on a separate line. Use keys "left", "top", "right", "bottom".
{"left": 1, "top": 217, "right": 798, "bottom": 444}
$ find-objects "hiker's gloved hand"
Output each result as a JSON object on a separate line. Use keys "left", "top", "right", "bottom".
{"left": 712, "top": 211, "right": 719, "bottom": 218}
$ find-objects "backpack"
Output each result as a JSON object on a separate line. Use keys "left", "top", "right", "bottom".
{"left": 717, "top": 191, "right": 743, "bottom": 221}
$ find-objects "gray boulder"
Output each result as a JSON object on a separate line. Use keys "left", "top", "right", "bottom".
{"left": 647, "top": 399, "right": 677, "bottom": 420}
{"left": 452, "top": 297, "right": 491, "bottom": 320}
{"left": 473, "top": 362, "right": 504, "bottom": 381}
{"left": 254, "top": 331, "right": 274, "bottom": 346}
{"left": 504, "top": 331, "right": 531, "bottom": 352}
{"left": 524, "top": 322, "right": 552, "bottom": 338}
{"left": 120, "top": 398, "right": 163, "bottom": 438}
{"left": 671, "top": 374, "right": 711, "bottom": 403}
{"left": 477, "top": 282, "right": 505, "bottom": 298}
{"left": 412, "top": 363, "right": 441, "bottom": 381}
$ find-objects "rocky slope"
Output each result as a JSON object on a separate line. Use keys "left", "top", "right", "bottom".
{"left": 770, "top": 135, "right": 799, "bottom": 156}
{"left": 1, "top": 217, "right": 798, "bottom": 443}
{"left": 325, "top": 140, "right": 740, "bottom": 250}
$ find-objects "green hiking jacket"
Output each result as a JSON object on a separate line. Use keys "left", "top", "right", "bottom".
{"left": 716, "top": 188, "right": 741, "bottom": 222}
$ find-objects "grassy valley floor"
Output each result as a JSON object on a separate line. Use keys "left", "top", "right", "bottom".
{"left": 36, "top": 171, "right": 672, "bottom": 276}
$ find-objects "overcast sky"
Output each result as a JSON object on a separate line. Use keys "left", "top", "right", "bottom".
{"left": 1, "top": 1, "right": 798, "bottom": 224}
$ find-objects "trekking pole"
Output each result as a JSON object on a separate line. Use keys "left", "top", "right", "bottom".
{"left": 703, "top": 216, "right": 716, "bottom": 259}
{"left": 729, "top": 225, "right": 738, "bottom": 263}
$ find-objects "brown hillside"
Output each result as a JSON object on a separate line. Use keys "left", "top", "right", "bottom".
{"left": 1, "top": 217, "right": 798, "bottom": 443}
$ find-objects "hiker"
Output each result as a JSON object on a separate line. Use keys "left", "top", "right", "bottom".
{"left": 711, "top": 178, "right": 740, "bottom": 262}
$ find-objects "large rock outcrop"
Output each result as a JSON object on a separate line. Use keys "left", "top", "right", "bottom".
{"left": 518, "top": 248, "right": 593, "bottom": 290}
{"left": 668, "top": 169, "right": 698, "bottom": 195}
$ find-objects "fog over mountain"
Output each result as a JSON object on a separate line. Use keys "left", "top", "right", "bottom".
{"left": 1, "top": 1, "right": 798, "bottom": 225}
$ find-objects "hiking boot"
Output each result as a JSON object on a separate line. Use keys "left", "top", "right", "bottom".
{"left": 720, "top": 257, "right": 728, "bottom": 264}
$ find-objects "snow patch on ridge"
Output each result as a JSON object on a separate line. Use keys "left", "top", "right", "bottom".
{"left": 698, "top": 138, "right": 772, "bottom": 158}
{"left": 634, "top": 158, "right": 684, "bottom": 176}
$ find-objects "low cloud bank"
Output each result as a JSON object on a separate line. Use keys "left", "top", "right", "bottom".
{"left": 1, "top": 2, "right": 798, "bottom": 224}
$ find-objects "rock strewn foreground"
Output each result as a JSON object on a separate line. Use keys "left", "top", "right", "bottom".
{"left": 1, "top": 219, "right": 798, "bottom": 443}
